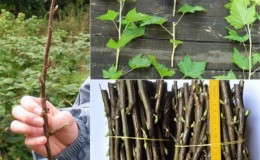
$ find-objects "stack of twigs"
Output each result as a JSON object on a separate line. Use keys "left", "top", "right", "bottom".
{"left": 100, "top": 80, "right": 249, "bottom": 160}
{"left": 219, "top": 81, "right": 249, "bottom": 160}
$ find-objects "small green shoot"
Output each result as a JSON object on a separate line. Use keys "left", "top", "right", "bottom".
{"left": 102, "top": 64, "right": 123, "bottom": 79}
{"left": 128, "top": 53, "right": 151, "bottom": 69}
{"left": 213, "top": 70, "right": 237, "bottom": 80}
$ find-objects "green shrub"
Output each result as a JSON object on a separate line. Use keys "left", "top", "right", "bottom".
{"left": 0, "top": 0, "right": 89, "bottom": 18}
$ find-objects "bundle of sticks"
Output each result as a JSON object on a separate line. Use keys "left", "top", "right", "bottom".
{"left": 100, "top": 80, "right": 249, "bottom": 160}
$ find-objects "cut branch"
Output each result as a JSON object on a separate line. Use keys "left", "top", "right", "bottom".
{"left": 40, "top": 0, "right": 56, "bottom": 159}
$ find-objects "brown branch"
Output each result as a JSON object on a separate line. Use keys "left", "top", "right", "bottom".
{"left": 155, "top": 80, "right": 164, "bottom": 115}
{"left": 220, "top": 110, "right": 232, "bottom": 160}
{"left": 108, "top": 83, "right": 118, "bottom": 160}
{"left": 191, "top": 92, "right": 203, "bottom": 154}
{"left": 40, "top": 0, "right": 56, "bottom": 159}
{"left": 234, "top": 84, "right": 245, "bottom": 160}
{"left": 100, "top": 89, "right": 114, "bottom": 160}
{"left": 139, "top": 101, "right": 153, "bottom": 160}
{"left": 174, "top": 88, "right": 184, "bottom": 160}
{"left": 179, "top": 82, "right": 195, "bottom": 160}
{"left": 220, "top": 80, "right": 236, "bottom": 159}
{"left": 117, "top": 80, "right": 133, "bottom": 160}
{"left": 137, "top": 80, "right": 154, "bottom": 136}
{"left": 126, "top": 80, "right": 143, "bottom": 160}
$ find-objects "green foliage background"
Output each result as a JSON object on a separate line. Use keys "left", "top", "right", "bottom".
{"left": 0, "top": 7, "right": 89, "bottom": 160}
{"left": 0, "top": 0, "right": 89, "bottom": 18}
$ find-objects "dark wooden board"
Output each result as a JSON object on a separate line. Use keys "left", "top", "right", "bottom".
{"left": 91, "top": 0, "right": 260, "bottom": 79}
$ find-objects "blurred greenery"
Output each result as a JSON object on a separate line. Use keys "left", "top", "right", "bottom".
{"left": 0, "top": 6, "right": 89, "bottom": 159}
{"left": 0, "top": 0, "right": 89, "bottom": 18}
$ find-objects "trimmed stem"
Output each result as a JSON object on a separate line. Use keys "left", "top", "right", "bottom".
{"left": 234, "top": 84, "right": 245, "bottom": 160}
{"left": 155, "top": 80, "right": 164, "bottom": 115}
{"left": 126, "top": 80, "right": 143, "bottom": 160}
{"left": 108, "top": 83, "right": 118, "bottom": 160}
{"left": 118, "top": 80, "right": 132, "bottom": 160}
{"left": 40, "top": 0, "right": 56, "bottom": 159}
{"left": 220, "top": 81, "right": 236, "bottom": 158}
{"left": 137, "top": 80, "right": 154, "bottom": 136}
{"left": 100, "top": 90, "right": 114, "bottom": 160}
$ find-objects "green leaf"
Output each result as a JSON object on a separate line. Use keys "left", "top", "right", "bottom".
{"left": 213, "top": 70, "right": 237, "bottom": 80}
{"left": 148, "top": 54, "right": 175, "bottom": 78}
{"left": 125, "top": 8, "right": 151, "bottom": 22}
{"left": 106, "top": 38, "right": 121, "bottom": 49}
{"left": 128, "top": 53, "right": 151, "bottom": 69}
{"left": 3, "top": 78, "right": 14, "bottom": 84}
{"left": 225, "top": 3, "right": 232, "bottom": 10}
{"left": 177, "top": 55, "right": 207, "bottom": 79}
{"left": 106, "top": 27, "right": 145, "bottom": 49}
{"left": 232, "top": 48, "right": 249, "bottom": 70}
{"left": 224, "top": 28, "right": 249, "bottom": 43}
{"left": 257, "top": 13, "right": 260, "bottom": 20}
{"left": 102, "top": 65, "right": 123, "bottom": 79}
{"left": 252, "top": 0, "right": 260, "bottom": 5}
{"left": 119, "top": 27, "right": 145, "bottom": 48}
{"left": 178, "top": 4, "right": 206, "bottom": 14}
{"left": 97, "top": 10, "right": 119, "bottom": 21}
{"left": 225, "top": 0, "right": 257, "bottom": 29}
{"left": 170, "top": 39, "right": 183, "bottom": 45}
{"left": 140, "top": 16, "right": 167, "bottom": 26}
{"left": 252, "top": 53, "right": 260, "bottom": 66}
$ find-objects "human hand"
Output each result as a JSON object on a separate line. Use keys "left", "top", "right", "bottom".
{"left": 10, "top": 96, "right": 79, "bottom": 157}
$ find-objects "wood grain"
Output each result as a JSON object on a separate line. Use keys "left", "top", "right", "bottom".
{"left": 91, "top": 0, "right": 260, "bottom": 79}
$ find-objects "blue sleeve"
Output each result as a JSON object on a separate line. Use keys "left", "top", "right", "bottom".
{"left": 33, "top": 78, "right": 90, "bottom": 160}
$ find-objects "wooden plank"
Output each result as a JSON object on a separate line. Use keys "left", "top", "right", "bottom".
{"left": 91, "top": 61, "right": 260, "bottom": 79}
{"left": 136, "top": 0, "right": 229, "bottom": 17}
{"left": 91, "top": 0, "right": 260, "bottom": 79}
{"left": 92, "top": 17, "right": 260, "bottom": 43}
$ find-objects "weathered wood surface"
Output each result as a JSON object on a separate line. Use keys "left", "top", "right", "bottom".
{"left": 91, "top": 0, "right": 260, "bottom": 79}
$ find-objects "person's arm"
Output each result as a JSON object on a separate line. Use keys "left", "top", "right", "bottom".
{"left": 32, "top": 107, "right": 90, "bottom": 160}
{"left": 33, "top": 78, "right": 90, "bottom": 160}
{"left": 11, "top": 78, "right": 90, "bottom": 160}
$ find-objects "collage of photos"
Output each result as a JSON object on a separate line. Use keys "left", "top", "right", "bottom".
{"left": 0, "top": 0, "right": 260, "bottom": 160}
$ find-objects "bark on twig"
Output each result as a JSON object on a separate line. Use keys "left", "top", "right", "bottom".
{"left": 220, "top": 80, "right": 236, "bottom": 158}
{"left": 101, "top": 80, "right": 249, "bottom": 160}
{"left": 100, "top": 89, "right": 114, "bottom": 160}
{"left": 40, "top": 0, "right": 56, "bottom": 159}
{"left": 234, "top": 84, "right": 245, "bottom": 160}
{"left": 126, "top": 80, "right": 143, "bottom": 160}
{"left": 118, "top": 80, "right": 132, "bottom": 160}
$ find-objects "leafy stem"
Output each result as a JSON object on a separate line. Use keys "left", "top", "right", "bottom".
{"left": 246, "top": 24, "right": 252, "bottom": 79}
{"left": 171, "top": 22, "right": 176, "bottom": 67}
{"left": 219, "top": 0, "right": 260, "bottom": 79}
{"left": 115, "top": 0, "right": 124, "bottom": 70}
{"left": 161, "top": 4, "right": 206, "bottom": 67}
{"left": 98, "top": 2, "right": 206, "bottom": 79}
